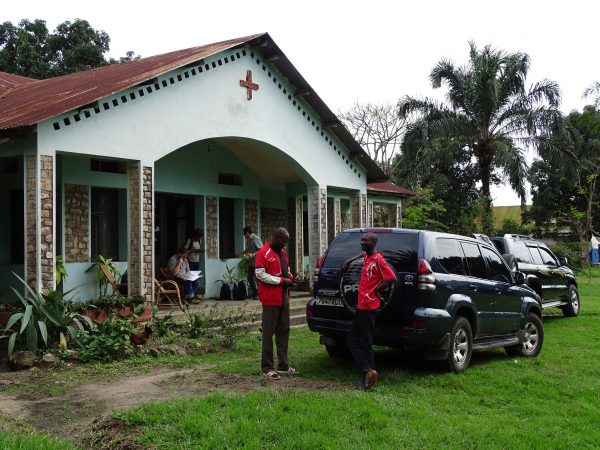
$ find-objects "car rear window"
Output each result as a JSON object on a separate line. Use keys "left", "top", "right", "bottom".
{"left": 511, "top": 241, "right": 533, "bottom": 263}
{"left": 322, "top": 232, "right": 418, "bottom": 272}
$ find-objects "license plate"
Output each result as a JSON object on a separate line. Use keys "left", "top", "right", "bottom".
{"left": 315, "top": 296, "right": 344, "bottom": 307}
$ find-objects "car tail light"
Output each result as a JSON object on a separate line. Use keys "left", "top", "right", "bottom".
{"left": 409, "top": 320, "right": 427, "bottom": 329}
{"left": 417, "top": 258, "right": 436, "bottom": 291}
{"left": 314, "top": 254, "right": 326, "bottom": 283}
{"left": 306, "top": 307, "right": 314, "bottom": 317}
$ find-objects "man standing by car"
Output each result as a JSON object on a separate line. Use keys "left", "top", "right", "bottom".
{"left": 255, "top": 227, "right": 297, "bottom": 380}
{"left": 341, "top": 232, "right": 396, "bottom": 390}
{"left": 242, "top": 226, "right": 263, "bottom": 299}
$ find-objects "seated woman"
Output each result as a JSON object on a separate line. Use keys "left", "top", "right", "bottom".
{"left": 167, "top": 248, "right": 202, "bottom": 300}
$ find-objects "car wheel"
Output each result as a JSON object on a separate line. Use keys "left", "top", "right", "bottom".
{"left": 562, "top": 284, "right": 580, "bottom": 317}
{"left": 502, "top": 254, "right": 518, "bottom": 272}
{"left": 447, "top": 316, "right": 472, "bottom": 373}
{"left": 505, "top": 313, "right": 544, "bottom": 357}
{"left": 325, "top": 338, "right": 351, "bottom": 359}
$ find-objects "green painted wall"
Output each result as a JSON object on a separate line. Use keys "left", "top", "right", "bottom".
{"left": 155, "top": 140, "right": 260, "bottom": 198}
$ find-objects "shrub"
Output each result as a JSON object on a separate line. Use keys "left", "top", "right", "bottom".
{"left": 549, "top": 241, "right": 586, "bottom": 269}
{"left": 1, "top": 274, "right": 93, "bottom": 357}
{"left": 78, "top": 305, "right": 144, "bottom": 361}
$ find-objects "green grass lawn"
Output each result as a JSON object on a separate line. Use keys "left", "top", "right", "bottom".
{"left": 105, "top": 274, "right": 600, "bottom": 449}
{"left": 3, "top": 271, "right": 600, "bottom": 449}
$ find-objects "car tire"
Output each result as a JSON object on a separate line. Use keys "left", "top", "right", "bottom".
{"left": 505, "top": 313, "right": 544, "bottom": 357}
{"left": 325, "top": 338, "right": 351, "bottom": 359}
{"left": 562, "top": 284, "right": 580, "bottom": 317}
{"left": 447, "top": 316, "right": 472, "bottom": 373}
{"left": 502, "top": 254, "right": 518, "bottom": 272}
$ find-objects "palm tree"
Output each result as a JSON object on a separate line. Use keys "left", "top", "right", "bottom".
{"left": 398, "top": 42, "right": 565, "bottom": 234}
{"left": 583, "top": 82, "right": 600, "bottom": 108}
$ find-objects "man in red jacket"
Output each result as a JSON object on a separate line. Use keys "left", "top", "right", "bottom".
{"left": 255, "top": 227, "right": 297, "bottom": 380}
{"left": 341, "top": 232, "right": 396, "bottom": 390}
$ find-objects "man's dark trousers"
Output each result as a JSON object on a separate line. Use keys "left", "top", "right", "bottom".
{"left": 261, "top": 303, "right": 290, "bottom": 372}
{"left": 247, "top": 265, "right": 258, "bottom": 298}
{"left": 346, "top": 309, "right": 377, "bottom": 374}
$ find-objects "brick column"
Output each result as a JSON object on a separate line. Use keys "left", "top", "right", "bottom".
{"left": 128, "top": 164, "right": 154, "bottom": 303}
{"left": 361, "top": 193, "right": 367, "bottom": 227}
{"left": 205, "top": 197, "right": 218, "bottom": 259}
{"left": 25, "top": 154, "right": 55, "bottom": 293}
{"left": 368, "top": 202, "right": 374, "bottom": 227}
{"left": 244, "top": 199, "right": 259, "bottom": 232}
{"left": 295, "top": 195, "right": 304, "bottom": 276}
{"left": 64, "top": 185, "right": 89, "bottom": 263}
{"left": 397, "top": 202, "right": 402, "bottom": 228}
{"left": 142, "top": 167, "right": 153, "bottom": 302}
{"left": 308, "top": 186, "right": 327, "bottom": 282}
{"left": 334, "top": 198, "right": 342, "bottom": 236}
{"left": 351, "top": 192, "right": 366, "bottom": 228}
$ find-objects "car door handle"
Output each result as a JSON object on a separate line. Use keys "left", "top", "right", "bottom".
{"left": 469, "top": 284, "right": 478, "bottom": 291}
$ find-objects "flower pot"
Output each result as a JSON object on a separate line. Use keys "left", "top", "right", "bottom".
{"left": 219, "top": 283, "right": 235, "bottom": 300}
{"left": 81, "top": 306, "right": 151, "bottom": 323}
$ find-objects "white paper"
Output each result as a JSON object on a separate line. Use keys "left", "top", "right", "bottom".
{"left": 179, "top": 270, "right": 203, "bottom": 281}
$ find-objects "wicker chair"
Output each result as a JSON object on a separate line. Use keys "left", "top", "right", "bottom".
{"left": 154, "top": 278, "right": 184, "bottom": 310}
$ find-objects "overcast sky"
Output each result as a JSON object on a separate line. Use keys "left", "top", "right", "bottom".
{"left": 5, "top": 0, "right": 599, "bottom": 205}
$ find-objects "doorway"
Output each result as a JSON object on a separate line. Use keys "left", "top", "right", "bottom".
{"left": 154, "top": 193, "right": 195, "bottom": 272}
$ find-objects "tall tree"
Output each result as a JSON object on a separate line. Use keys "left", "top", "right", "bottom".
{"left": 583, "top": 82, "right": 600, "bottom": 108}
{"left": 340, "top": 102, "right": 405, "bottom": 176}
{"left": 398, "top": 42, "right": 564, "bottom": 234}
{"left": 527, "top": 105, "right": 600, "bottom": 259}
{"left": 392, "top": 137, "right": 481, "bottom": 235}
{"left": 0, "top": 19, "right": 137, "bottom": 79}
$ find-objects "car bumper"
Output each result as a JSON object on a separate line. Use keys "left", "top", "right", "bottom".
{"left": 307, "top": 307, "right": 452, "bottom": 350}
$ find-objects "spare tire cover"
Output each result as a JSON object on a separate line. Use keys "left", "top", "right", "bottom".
{"left": 340, "top": 258, "right": 395, "bottom": 313}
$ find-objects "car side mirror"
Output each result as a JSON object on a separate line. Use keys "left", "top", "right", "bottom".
{"left": 513, "top": 271, "right": 526, "bottom": 285}
{"left": 559, "top": 257, "right": 568, "bottom": 266}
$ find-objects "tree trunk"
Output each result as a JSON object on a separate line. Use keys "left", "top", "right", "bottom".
{"left": 479, "top": 158, "right": 494, "bottom": 235}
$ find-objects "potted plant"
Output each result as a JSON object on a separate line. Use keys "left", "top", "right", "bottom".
{"left": 79, "top": 294, "right": 150, "bottom": 323}
{"left": 216, "top": 265, "right": 242, "bottom": 300}
{"left": 94, "top": 255, "right": 122, "bottom": 296}
{"left": 291, "top": 264, "right": 311, "bottom": 292}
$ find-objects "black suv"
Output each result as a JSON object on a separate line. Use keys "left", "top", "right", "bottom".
{"left": 483, "top": 234, "right": 579, "bottom": 317}
{"left": 306, "top": 228, "right": 544, "bottom": 373}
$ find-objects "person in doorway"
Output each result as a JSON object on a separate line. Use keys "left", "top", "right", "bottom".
{"left": 255, "top": 227, "right": 297, "bottom": 380}
{"left": 242, "top": 226, "right": 263, "bottom": 299}
{"left": 167, "top": 248, "right": 202, "bottom": 300}
{"left": 184, "top": 228, "right": 205, "bottom": 271}
{"left": 341, "top": 232, "right": 396, "bottom": 390}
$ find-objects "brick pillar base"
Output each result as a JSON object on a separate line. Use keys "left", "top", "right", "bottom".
{"left": 308, "top": 186, "right": 327, "bottom": 284}
{"left": 128, "top": 164, "right": 154, "bottom": 303}
{"left": 25, "top": 154, "right": 55, "bottom": 293}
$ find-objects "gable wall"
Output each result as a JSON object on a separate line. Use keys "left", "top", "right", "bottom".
{"left": 36, "top": 47, "right": 367, "bottom": 192}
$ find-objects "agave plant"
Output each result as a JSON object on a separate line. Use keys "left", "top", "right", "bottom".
{"left": 1, "top": 273, "right": 94, "bottom": 357}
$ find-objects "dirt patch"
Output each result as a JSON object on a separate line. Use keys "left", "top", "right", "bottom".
{"left": 0, "top": 365, "right": 343, "bottom": 445}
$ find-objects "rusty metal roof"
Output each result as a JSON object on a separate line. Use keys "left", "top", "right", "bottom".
{"left": 0, "top": 72, "right": 35, "bottom": 94}
{"left": 0, "top": 32, "right": 387, "bottom": 182}
{"left": 368, "top": 182, "right": 416, "bottom": 197}
{"left": 0, "top": 34, "right": 263, "bottom": 130}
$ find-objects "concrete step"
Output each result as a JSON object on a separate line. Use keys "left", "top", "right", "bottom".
{"left": 154, "top": 297, "right": 309, "bottom": 331}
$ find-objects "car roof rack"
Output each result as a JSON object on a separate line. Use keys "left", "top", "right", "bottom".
{"left": 505, "top": 234, "right": 535, "bottom": 241}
